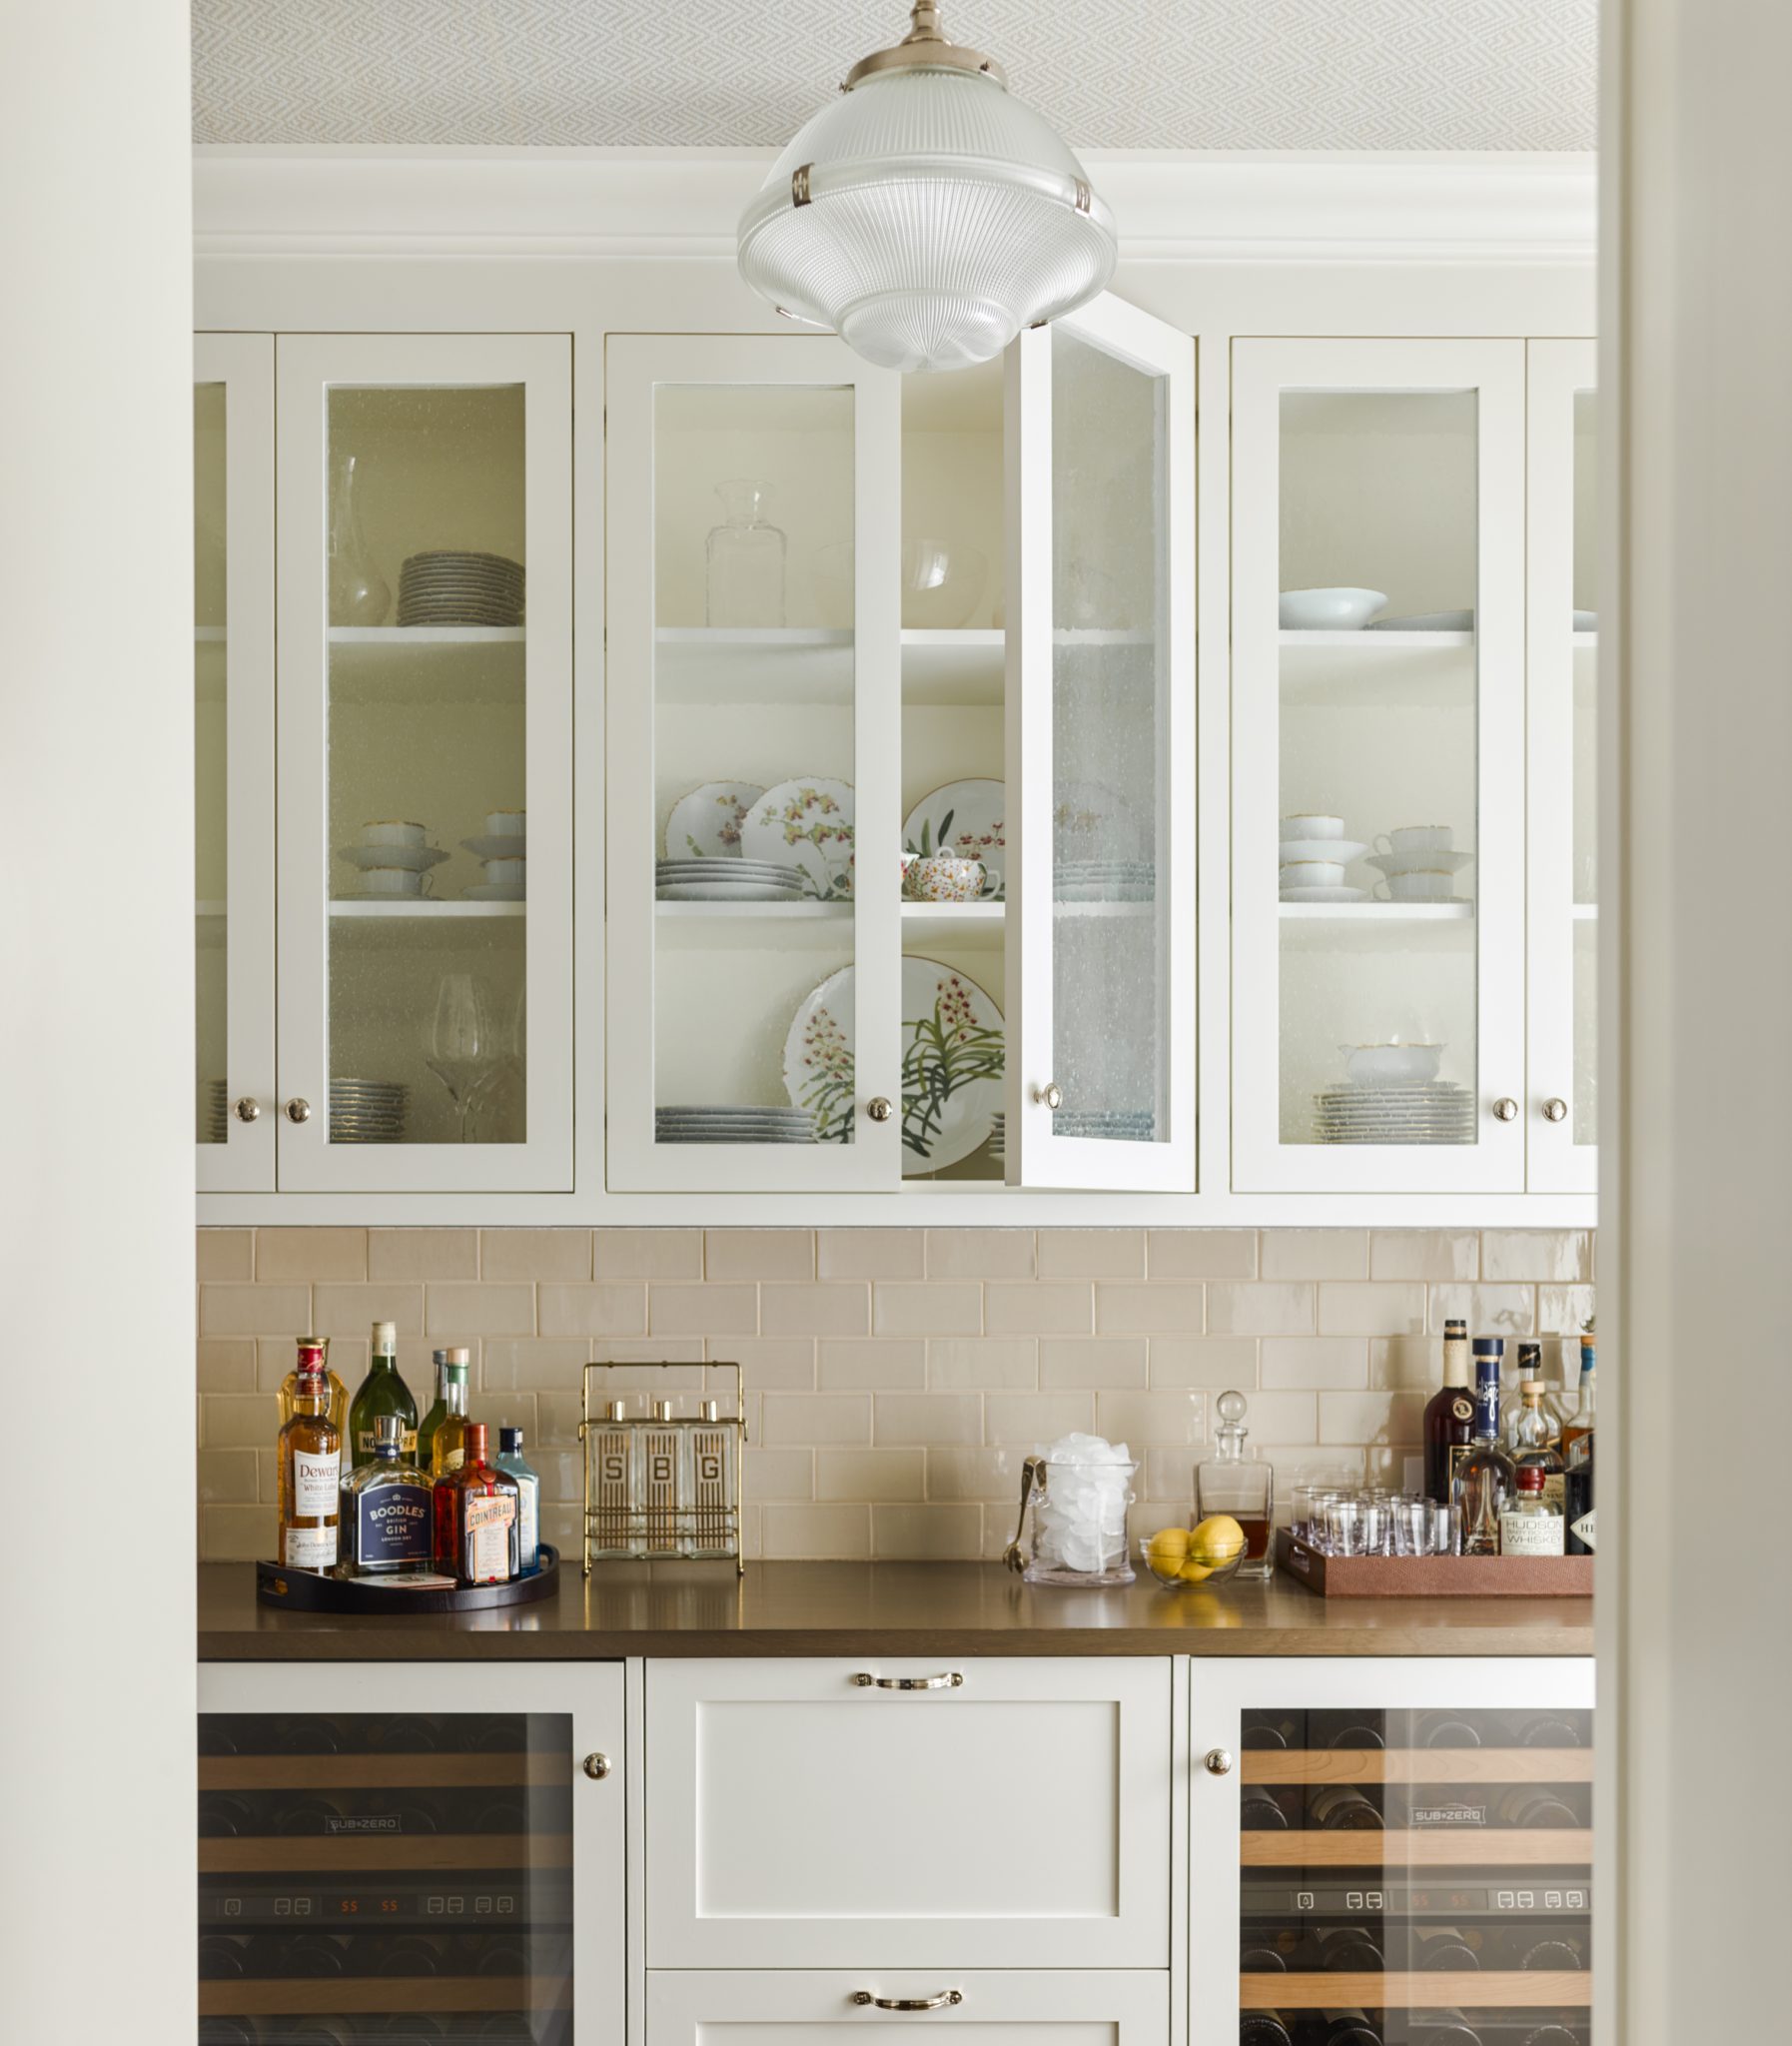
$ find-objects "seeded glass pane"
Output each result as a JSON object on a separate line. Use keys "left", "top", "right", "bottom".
{"left": 198, "top": 1709, "right": 573, "bottom": 2043}
{"left": 1570, "top": 390, "right": 1597, "bottom": 1155}
{"left": 651, "top": 385, "right": 855, "bottom": 1149}
{"left": 195, "top": 384, "right": 229, "bottom": 1144}
{"left": 1238, "top": 1703, "right": 1593, "bottom": 2046}
{"left": 325, "top": 386, "right": 527, "bottom": 1147}
{"left": 1279, "top": 393, "right": 1478, "bottom": 1147}
{"left": 1049, "top": 328, "right": 1171, "bottom": 1141}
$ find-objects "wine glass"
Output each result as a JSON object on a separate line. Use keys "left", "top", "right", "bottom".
{"left": 468, "top": 978, "right": 526, "bottom": 1140}
{"left": 425, "top": 974, "right": 495, "bottom": 1142}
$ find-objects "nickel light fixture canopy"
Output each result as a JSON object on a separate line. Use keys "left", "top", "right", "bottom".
{"left": 736, "top": 2, "right": 1119, "bottom": 374}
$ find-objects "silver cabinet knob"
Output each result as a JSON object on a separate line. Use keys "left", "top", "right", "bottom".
{"left": 1204, "top": 1747, "right": 1234, "bottom": 1777}
{"left": 582, "top": 1751, "right": 611, "bottom": 1781}
{"left": 866, "top": 1096, "right": 894, "bottom": 1123}
{"left": 1035, "top": 1082, "right": 1064, "bottom": 1110}
{"left": 283, "top": 1097, "right": 312, "bottom": 1124}
{"left": 1491, "top": 1097, "right": 1518, "bottom": 1122}
{"left": 232, "top": 1097, "right": 262, "bottom": 1124}
{"left": 1542, "top": 1097, "right": 1568, "bottom": 1123}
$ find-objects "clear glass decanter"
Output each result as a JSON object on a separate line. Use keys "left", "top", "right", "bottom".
{"left": 1194, "top": 1390, "right": 1275, "bottom": 1577}
{"left": 705, "top": 478, "right": 786, "bottom": 627}
{"left": 329, "top": 452, "right": 391, "bottom": 625}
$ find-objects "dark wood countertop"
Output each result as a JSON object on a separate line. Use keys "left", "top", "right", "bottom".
{"left": 197, "top": 1561, "right": 1592, "bottom": 1660}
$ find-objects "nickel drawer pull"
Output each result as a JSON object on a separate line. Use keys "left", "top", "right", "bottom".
{"left": 851, "top": 1991, "right": 964, "bottom": 2012}
{"left": 848, "top": 1670, "right": 965, "bottom": 1691}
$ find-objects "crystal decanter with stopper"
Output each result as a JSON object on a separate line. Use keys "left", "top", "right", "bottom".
{"left": 705, "top": 479, "right": 786, "bottom": 626}
{"left": 1195, "top": 1391, "right": 1275, "bottom": 1578}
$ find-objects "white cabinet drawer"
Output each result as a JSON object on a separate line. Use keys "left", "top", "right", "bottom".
{"left": 647, "top": 1971, "right": 1169, "bottom": 2046}
{"left": 644, "top": 1657, "right": 1171, "bottom": 1968}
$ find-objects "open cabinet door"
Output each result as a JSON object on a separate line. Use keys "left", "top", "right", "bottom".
{"left": 1005, "top": 296, "right": 1196, "bottom": 1190}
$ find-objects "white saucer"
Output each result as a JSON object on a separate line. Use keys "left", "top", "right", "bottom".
{"left": 339, "top": 843, "right": 448, "bottom": 872}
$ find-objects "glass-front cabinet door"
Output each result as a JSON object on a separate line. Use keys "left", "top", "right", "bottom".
{"left": 1231, "top": 340, "right": 1526, "bottom": 1193}
{"left": 604, "top": 335, "right": 903, "bottom": 1192}
{"left": 1007, "top": 297, "right": 1197, "bottom": 1190}
{"left": 198, "top": 1663, "right": 622, "bottom": 2046}
{"left": 275, "top": 336, "right": 572, "bottom": 1192}
{"left": 1193, "top": 1658, "right": 1594, "bottom": 2046}
{"left": 1526, "top": 343, "right": 1598, "bottom": 1193}
{"left": 195, "top": 334, "right": 276, "bottom": 1193}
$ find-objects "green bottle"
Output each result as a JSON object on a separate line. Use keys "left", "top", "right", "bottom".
{"left": 347, "top": 1321, "right": 419, "bottom": 1472}
{"left": 417, "top": 1347, "right": 470, "bottom": 1477}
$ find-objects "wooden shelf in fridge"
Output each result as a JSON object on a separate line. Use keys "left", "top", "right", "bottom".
{"left": 1242, "top": 1749, "right": 1592, "bottom": 1786}
{"left": 1241, "top": 1829, "right": 1590, "bottom": 1867}
{"left": 1240, "top": 1972, "right": 1590, "bottom": 2011}
{"left": 199, "top": 1832, "right": 571, "bottom": 1873}
{"left": 199, "top": 1751, "right": 571, "bottom": 1791}
{"left": 200, "top": 1976, "right": 567, "bottom": 2018}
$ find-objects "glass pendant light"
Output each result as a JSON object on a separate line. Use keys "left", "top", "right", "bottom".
{"left": 737, "top": 2, "right": 1118, "bottom": 374}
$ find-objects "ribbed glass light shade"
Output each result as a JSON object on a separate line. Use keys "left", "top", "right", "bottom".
{"left": 738, "top": 65, "right": 1118, "bottom": 374}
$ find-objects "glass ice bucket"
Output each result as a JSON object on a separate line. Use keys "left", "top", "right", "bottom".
{"left": 1022, "top": 1457, "right": 1140, "bottom": 1586}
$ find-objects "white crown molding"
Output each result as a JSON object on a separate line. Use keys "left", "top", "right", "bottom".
{"left": 193, "top": 145, "right": 1596, "bottom": 266}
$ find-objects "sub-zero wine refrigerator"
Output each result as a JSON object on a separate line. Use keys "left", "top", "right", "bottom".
{"left": 197, "top": 1666, "right": 623, "bottom": 2046}
{"left": 1193, "top": 1659, "right": 1594, "bottom": 2046}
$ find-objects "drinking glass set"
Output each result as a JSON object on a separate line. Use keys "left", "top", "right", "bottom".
{"left": 1293, "top": 1485, "right": 1462, "bottom": 1557}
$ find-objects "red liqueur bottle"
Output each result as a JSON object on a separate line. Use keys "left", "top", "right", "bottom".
{"left": 433, "top": 1422, "right": 521, "bottom": 1585}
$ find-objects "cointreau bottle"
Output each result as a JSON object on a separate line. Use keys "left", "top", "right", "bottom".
{"left": 433, "top": 1423, "right": 520, "bottom": 1585}
{"left": 277, "top": 1350, "right": 342, "bottom": 1572}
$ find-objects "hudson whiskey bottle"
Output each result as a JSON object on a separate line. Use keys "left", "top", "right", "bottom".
{"left": 277, "top": 1349, "right": 342, "bottom": 1571}
{"left": 347, "top": 1319, "right": 418, "bottom": 1471}
{"left": 1422, "top": 1319, "right": 1475, "bottom": 1505}
{"left": 277, "top": 1335, "right": 350, "bottom": 1490}
{"left": 341, "top": 1413, "right": 433, "bottom": 1574}
{"left": 433, "top": 1422, "right": 520, "bottom": 1585}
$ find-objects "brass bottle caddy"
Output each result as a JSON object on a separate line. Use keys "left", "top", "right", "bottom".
{"left": 577, "top": 1360, "right": 745, "bottom": 1575}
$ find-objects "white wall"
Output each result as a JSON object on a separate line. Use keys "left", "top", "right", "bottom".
{"left": 0, "top": 4, "right": 194, "bottom": 2035}
{"left": 1601, "top": 2, "right": 1792, "bottom": 2041}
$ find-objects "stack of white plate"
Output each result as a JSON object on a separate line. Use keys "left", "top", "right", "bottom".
{"left": 1054, "top": 1107, "right": 1157, "bottom": 1142}
{"left": 656, "top": 859, "right": 807, "bottom": 903}
{"left": 1055, "top": 861, "right": 1156, "bottom": 903}
{"left": 1312, "top": 1082, "right": 1475, "bottom": 1145}
{"left": 988, "top": 1111, "right": 1005, "bottom": 1163}
{"left": 656, "top": 1106, "right": 817, "bottom": 1145}
{"left": 331, "top": 1079, "right": 408, "bottom": 1144}
{"left": 200, "top": 1079, "right": 228, "bottom": 1143}
{"left": 397, "top": 551, "right": 524, "bottom": 628}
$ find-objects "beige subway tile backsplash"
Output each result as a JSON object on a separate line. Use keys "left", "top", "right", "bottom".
{"left": 196, "top": 1226, "right": 1594, "bottom": 1560}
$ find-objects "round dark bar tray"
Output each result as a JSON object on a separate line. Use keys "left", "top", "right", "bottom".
{"left": 256, "top": 1545, "right": 561, "bottom": 1614}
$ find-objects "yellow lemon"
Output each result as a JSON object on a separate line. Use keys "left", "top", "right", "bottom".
{"left": 1147, "top": 1526, "right": 1192, "bottom": 1562}
{"left": 1189, "top": 1514, "right": 1248, "bottom": 1566}
{"left": 1179, "top": 1557, "right": 1215, "bottom": 1582}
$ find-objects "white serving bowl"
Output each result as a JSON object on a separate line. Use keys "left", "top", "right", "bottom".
{"left": 1343, "top": 1042, "right": 1443, "bottom": 1086}
{"left": 1279, "top": 587, "right": 1387, "bottom": 630}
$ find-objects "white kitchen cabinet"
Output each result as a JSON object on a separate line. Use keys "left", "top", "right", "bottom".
{"left": 647, "top": 1970, "right": 1170, "bottom": 2046}
{"left": 198, "top": 1660, "right": 624, "bottom": 2046}
{"left": 1189, "top": 1656, "right": 1594, "bottom": 2046}
{"left": 194, "top": 334, "right": 277, "bottom": 1193}
{"left": 643, "top": 1655, "right": 1172, "bottom": 1969}
{"left": 603, "top": 296, "right": 1197, "bottom": 1198}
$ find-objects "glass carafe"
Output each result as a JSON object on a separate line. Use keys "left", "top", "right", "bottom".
{"left": 328, "top": 451, "right": 391, "bottom": 625}
{"left": 1195, "top": 1390, "right": 1276, "bottom": 1577}
{"left": 705, "top": 478, "right": 786, "bottom": 626}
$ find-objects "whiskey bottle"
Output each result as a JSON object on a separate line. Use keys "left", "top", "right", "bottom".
{"left": 1422, "top": 1319, "right": 1475, "bottom": 1505}
{"left": 1454, "top": 1338, "right": 1515, "bottom": 1554}
{"left": 1195, "top": 1390, "right": 1275, "bottom": 1575}
{"left": 278, "top": 1335, "right": 350, "bottom": 1491}
{"left": 1511, "top": 1379, "right": 1566, "bottom": 1509}
{"left": 1498, "top": 1464, "right": 1565, "bottom": 1554}
{"left": 1560, "top": 1338, "right": 1597, "bottom": 1463}
{"left": 277, "top": 1350, "right": 342, "bottom": 1572}
{"left": 433, "top": 1422, "right": 520, "bottom": 1584}
{"left": 1564, "top": 1428, "right": 1595, "bottom": 1554}
{"left": 493, "top": 1426, "right": 540, "bottom": 1574}
{"left": 347, "top": 1319, "right": 419, "bottom": 1471}
{"left": 427, "top": 1351, "right": 473, "bottom": 1480}
{"left": 341, "top": 1414, "right": 434, "bottom": 1574}
{"left": 1501, "top": 1342, "right": 1546, "bottom": 1449}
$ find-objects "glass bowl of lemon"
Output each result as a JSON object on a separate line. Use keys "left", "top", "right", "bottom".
{"left": 1140, "top": 1516, "right": 1249, "bottom": 1590}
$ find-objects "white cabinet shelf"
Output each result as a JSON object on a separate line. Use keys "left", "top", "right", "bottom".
{"left": 653, "top": 900, "right": 1009, "bottom": 954}
{"left": 328, "top": 624, "right": 526, "bottom": 703}
{"left": 329, "top": 898, "right": 526, "bottom": 918}
{"left": 1278, "top": 900, "right": 1474, "bottom": 922}
{"left": 654, "top": 625, "right": 1007, "bottom": 706}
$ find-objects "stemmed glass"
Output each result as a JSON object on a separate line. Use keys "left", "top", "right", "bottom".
{"left": 426, "top": 974, "right": 496, "bottom": 1143}
{"left": 468, "top": 979, "right": 525, "bottom": 1140}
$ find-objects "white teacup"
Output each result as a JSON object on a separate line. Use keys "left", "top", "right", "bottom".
{"left": 1376, "top": 869, "right": 1455, "bottom": 901}
{"left": 1281, "top": 858, "right": 1346, "bottom": 889}
{"left": 482, "top": 856, "right": 526, "bottom": 886}
{"left": 484, "top": 809, "right": 526, "bottom": 839}
{"left": 1377, "top": 824, "right": 1452, "bottom": 854}
{"left": 362, "top": 819, "right": 427, "bottom": 848}
{"left": 362, "top": 866, "right": 432, "bottom": 897}
{"left": 1283, "top": 813, "right": 1344, "bottom": 839}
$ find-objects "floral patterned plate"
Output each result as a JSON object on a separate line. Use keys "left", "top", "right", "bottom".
{"left": 740, "top": 776, "right": 856, "bottom": 898}
{"left": 782, "top": 953, "right": 1004, "bottom": 1175}
{"left": 665, "top": 780, "right": 766, "bottom": 860}
{"left": 903, "top": 778, "right": 1006, "bottom": 897}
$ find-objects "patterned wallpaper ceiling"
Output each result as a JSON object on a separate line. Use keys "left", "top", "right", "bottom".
{"left": 192, "top": 0, "right": 1597, "bottom": 153}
